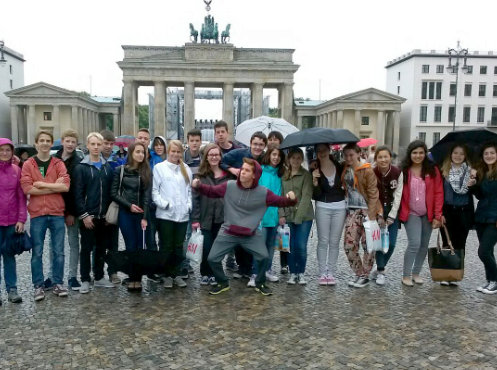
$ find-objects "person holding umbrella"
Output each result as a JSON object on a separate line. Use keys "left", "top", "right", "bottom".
{"left": 399, "top": 140, "right": 443, "bottom": 287}
{"left": 340, "top": 143, "right": 382, "bottom": 288}
{"left": 111, "top": 142, "right": 151, "bottom": 291}
{"left": 473, "top": 142, "right": 497, "bottom": 294}
{"left": 439, "top": 143, "right": 475, "bottom": 286}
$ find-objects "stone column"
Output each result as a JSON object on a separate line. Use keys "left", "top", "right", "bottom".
{"left": 393, "top": 111, "right": 400, "bottom": 154}
{"left": 279, "top": 83, "right": 294, "bottom": 123}
{"left": 327, "top": 112, "right": 332, "bottom": 129}
{"left": 377, "top": 110, "right": 385, "bottom": 145}
{"left": 222, "top": 83, "right": 234, "bottom": 134}
{"left": 27, "top": 104, "right": 36, "bottom": 145}
{"left": 354, "top": 110, "right": 362, "bottom": 136}
{"left": 251, "top": 83, "right": 264, "bottom": 118}
{"left": 113, "top": 113, "right": 120, "bottom": 136}
{"left": 184, "top": 81, "right": 195, "bottom": 140}
{"left": 10, "top": 105, "right": 19, "bottom": 144}
{"left": 154, "top": 81, "right": 166, "bottom": 137}
{"left": 122, "top": 80, "right": 135, "bottom": 135}
{"left": 78, "top": 107, "right": 85, "bottom": 140}
{"left": 337, "top": 110, "right": 344, "bottom": 129}
{"left": 331, "top": 111, "right": 337, "bottom": 128}
{"left": 52, "top": 105, "right": 60, "bottom": 138}
{"left": 297, "top": 115, "right": 303, "bottom": 130}
{"left": 323, "top": 113, "right": 329, "bottom": 128}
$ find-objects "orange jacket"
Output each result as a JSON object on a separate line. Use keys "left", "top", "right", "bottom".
{"left": 20, "top": 157, "right": 70, "bottom": 219}
{"left": 341, "top": 162, "right": 383, "bottom": 220}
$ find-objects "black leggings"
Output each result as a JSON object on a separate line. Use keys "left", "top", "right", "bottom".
{"left": 476, "top": 223, "right": 497, "bottom": 282}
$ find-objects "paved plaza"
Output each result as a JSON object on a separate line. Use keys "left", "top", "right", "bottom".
{"left": 1, "top": 226, "right": 496, "bottom": 369}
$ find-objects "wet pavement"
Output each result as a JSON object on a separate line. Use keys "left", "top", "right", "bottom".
{"left": 1, "top": 226, "right": 496, "bottom": 369}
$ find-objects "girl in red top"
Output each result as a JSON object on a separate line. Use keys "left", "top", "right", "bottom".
{"left": 399, "top": 140, "right": 443, "bottom": 286}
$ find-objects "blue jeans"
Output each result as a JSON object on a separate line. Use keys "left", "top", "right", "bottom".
{"left": 0, "top": 225, "right": 17, "bottom": 292}
{"left": 375, "top": 217, "right": 400, "bottom": 271}
{"left": 66, "top": 219, "right": 80, "bottom": 279}
{"left": 31, "top": 215, "right": 65, "bottom": 287}
{"left": 119, "top": 208, "right": 145, "bottom": 252}
{"left": 253, "top": 226, "right": 278, "bottom": 274}
{"left": 288, "top": 220, "right": 313, "bottom": 274}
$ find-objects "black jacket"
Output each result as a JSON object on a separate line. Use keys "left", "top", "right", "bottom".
{"left": 111, "top": 165, "right": 150, "bottom": 220}
{"left": 53, "top": 149, "right": 83, "bottom": 216}
{"left": 73, "top": 156, "right": 114, "bottom": 219}
{"left": 312, "top": 158, "right": 346, "bottom": 203}
{"left": 192, "top": 171, "right": 233, "bottom": 230}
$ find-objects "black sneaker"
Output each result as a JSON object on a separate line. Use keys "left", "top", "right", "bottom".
{"left": 43, "top": 278, "right": 53, "bottom": 291}
{"left": 209, "top": 283, "right": 230, "bottom": 295}
{"left": 68, "top": 277, "right": 81, "bottom": 291}
{"left": 280, "top": 265, "right": 289, "bottom": 275}
{"left": 255, "top": 283, "right": 273, "bottom": 296}
{"left": 354, "top": 277, "right": 370, "bottom": 288}
{"left": 178, "top": 269, "right": 189, "bottom": 279}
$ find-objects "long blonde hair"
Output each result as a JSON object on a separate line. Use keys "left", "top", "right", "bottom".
{"left": 168, "top": 140, "right": 190, "bottom": 184}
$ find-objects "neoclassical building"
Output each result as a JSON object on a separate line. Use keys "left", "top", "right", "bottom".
{"left": 294, "top": 88, "right": 406, "bottom": 153}
{"left": 6, "top": 82, "right": 121, "bottom": 144}
{"left": 118, "top": 43, "right": 299, "bottom": 137}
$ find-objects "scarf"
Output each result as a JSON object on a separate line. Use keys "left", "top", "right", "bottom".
{"left": 449, "top": 162, "right": 470, "bottom": 194}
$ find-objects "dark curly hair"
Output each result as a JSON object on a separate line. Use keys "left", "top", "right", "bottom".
{"left": 401, "top": 140, "right": 436, "bottom": 182}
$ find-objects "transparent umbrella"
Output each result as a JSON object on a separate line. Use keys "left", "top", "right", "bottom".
{"left": 234, "top": 116, "right": 299, "bottom": 146}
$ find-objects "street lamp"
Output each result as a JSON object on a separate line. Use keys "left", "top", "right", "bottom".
{"left": 447, "top": 41, "right": 468, "bottom": 131}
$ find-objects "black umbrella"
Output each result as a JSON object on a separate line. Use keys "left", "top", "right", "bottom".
{"left": 280, "top": 127, "right": 359, "bottom": 149}
{"left": 15, "top": 144, "right": 37, "bottom": 158}
{"left": 429, "top": 128, "right": 497, "bottom": 165}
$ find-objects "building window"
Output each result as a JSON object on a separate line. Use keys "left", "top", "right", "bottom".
{"left": 494, "top": 66, "right": 497, "bottom": 75}
{"left": 419, "top": 132, "right": 426, "bottom": 142}
{"left": 492, "top": 108, "right": 497, "bottom": 125}
{"left": 493, "top": 85, "right": 497, "bottom": 97}
{"left": 448, "top": 106, "right": 455, "bottom": 123}
{"left": 433, "top": 132, "right": 440, "bottom": 144}
{"left": 9, "top": 80, "right": 13, "bottom": 89}
{"left": 477, "top": 107, "right": 485, "bottom": 123}
{"left": 397, "top": 86, "right": 400, "bottom": 95}
{"left": 479, "top": 84, "right": 486, "bottom": 97}
{"left": 480, "top": 66, "right": 487, "bottom": 74}
{"left": 9, "top": 65, "right": 12, "bottom": 74}
{"left": 436, "top": 65, "right": 444, "bottom": 73}
{"left": 361, "top": 116, "right": 369, "bottom": 125}
{"left": 421, "top": 81, "right": 442, "bottom": 100}
{"left": 397, "top": 71, "right": 401, "bottom": 80}
{"left": 466, "top": 65, "right": 473, "bottom": 74}
{"left": 43, "top": 112, "right": 52, "bottom": 121}
{"left": 449, "top": 83, "right": 456, "bottom": 96}
{"left": 422, "top": 65, "right": 429, "bottom": 73}
{"left": 463, "top": 107, "right": 471, "bottom": 123}
{"left": 434, "top": 106, "right": 442, "bottom": 122}
{"left": 464, "top": 84, "right": 472, "bottom": 97}
{"left": 420, "top": 106, "right": 428, "bottom": 122}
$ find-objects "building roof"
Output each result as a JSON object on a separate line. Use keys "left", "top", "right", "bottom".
{"left": 91, "top": 96, "right": 121, "bottom": 103}
{"left": 386, "top": 49, "right": 497, "bottom": 68}
{"left": 294, "top": 100, "right": 324, "bottom": 107}
{"left": 2, "top": 45, "right": 25, "bottom": 62}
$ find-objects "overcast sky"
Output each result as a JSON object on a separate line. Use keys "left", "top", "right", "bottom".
{"left": 2, "top": 0, "right": 496, "bottom": 118}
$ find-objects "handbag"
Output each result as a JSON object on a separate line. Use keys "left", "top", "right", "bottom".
{"left": 428, "top": 225, "right": 465, "bottom": 281}
{"left": 5, "top": 231, "right": 33, "bottom": 256}
{"left": 105, "top": 166, "right": 124, "bottom": 225}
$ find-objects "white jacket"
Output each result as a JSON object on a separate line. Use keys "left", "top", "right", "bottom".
{"left": 152, "top": 160, "right": 192, "bottom": 222}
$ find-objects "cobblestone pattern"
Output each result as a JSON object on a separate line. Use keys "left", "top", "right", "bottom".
{"left": 0, "top": 225, "right": 496, "bottom": 369}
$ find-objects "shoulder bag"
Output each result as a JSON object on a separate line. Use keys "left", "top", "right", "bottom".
{"left": 105, "top": 166, "right": 124, "bottom": 225}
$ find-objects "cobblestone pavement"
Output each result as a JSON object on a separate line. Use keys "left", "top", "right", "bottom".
{"left": 1, "top": 225, "right": 496, "bottom": 369}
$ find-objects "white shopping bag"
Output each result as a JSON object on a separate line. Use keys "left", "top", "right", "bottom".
{"left": 363, "top": 218, "right": 382, "bottom": 253}
{"left": 186, "top": 229, "right": 203, "bottom": 265}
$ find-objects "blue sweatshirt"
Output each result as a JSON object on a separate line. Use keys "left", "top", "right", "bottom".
{"left": 259, "top": 165, "right": 282, "bottom": 227}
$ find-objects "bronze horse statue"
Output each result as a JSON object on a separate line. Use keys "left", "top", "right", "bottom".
{"left": 221, "top": 24, "right": 231, "bottom": 43}
{"left": 189, "top": 23, "right": 198, "bottom": 43}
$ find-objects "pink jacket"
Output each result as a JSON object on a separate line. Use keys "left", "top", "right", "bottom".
{"left": 0, "top": 138, "right": 27, "bottom": 226}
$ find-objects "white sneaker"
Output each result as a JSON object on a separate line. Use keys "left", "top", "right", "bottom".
{"left": 482, "top": 281, "right": 497, "bottom": 294}
{"left": 348, "top": 277, "right": 360, "bottom": 287}
{"left": 440, "top": 281, "right": 450, "bottom": 286}
{"left": 287, "top": 273, "right": 297, "bottom": 285}
{"left": 370, "top": 268, "right": 378, "bottom": 280}
{"left": 94, "top": 278, "right": 115, "bottom": 288}
{"left": 265, "top": 271, "right": 279, "bottom": 282}
{"left": 174, "top": 276, "right": 187, "bottom": 288}
{"left": 477, "top": 282, "right": 489, "bottom": 292}
{"left": 376, "top": 273, "right": 386, "bottom": 286}
{"left": 80, "top": 281, "right": 90, "bottom": 294}
{"left": 247, "top": 274, "right": 256, "bottom": 288}
{"left": 298, "top": 273, "right": 307, "bottom": 285}
{"left": 163, "top": 277, "right": 174, "bottom": 288}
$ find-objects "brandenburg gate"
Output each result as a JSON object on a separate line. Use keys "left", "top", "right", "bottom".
{"left": 117, "top": 2, "right": 299, "bottom": 139}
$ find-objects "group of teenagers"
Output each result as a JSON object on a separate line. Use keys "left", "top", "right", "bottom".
{"left": 1, "top": 120, "right": 497, "bottom": 303}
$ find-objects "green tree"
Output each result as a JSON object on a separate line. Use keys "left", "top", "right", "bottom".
{"left": 268, "top": 107, "right": 280, "bottom": 118}
{"left": 138, "top": 105, "right": 149, "bottom": 129}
